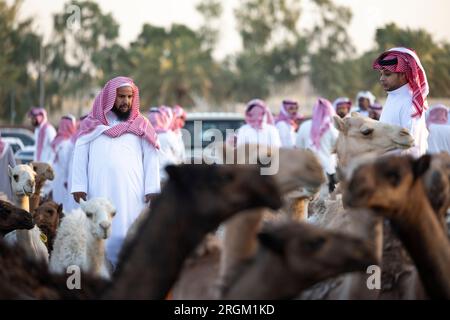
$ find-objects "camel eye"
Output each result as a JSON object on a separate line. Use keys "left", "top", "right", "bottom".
{"left": 385, "top": 170, "right": 401, "bottom": 187}
{"left": 13, "top": 174, "right": 19, "bottom": 182}
{"left": 304, "top": 237, "right": 326, "bottom": 252}
{"left": 111, "top": 211, "right": 116, "bottom": 217}
{"left": 85, "top": 212, "right": 93, "bottom": 219}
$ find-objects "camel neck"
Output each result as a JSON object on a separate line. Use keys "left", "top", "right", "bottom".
{"left": 15, "top": 195, "right": 30, "bottom": 212}
{"left": 102, "top": 191, "right": 210, "bottom": 299}
{"left": 86, "top": 235, "right": 105, "bottom": 276}
{"left": 392, "top": 181, "right": 450, "bottom": 299}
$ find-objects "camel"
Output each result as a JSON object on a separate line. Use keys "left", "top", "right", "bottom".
{"left": 0, "top": 200, "right": 34, "bottom": 237}
{"left": 344, "top": 154, "right": 450, "bottom": 299}
{"left": 334, "top": 112, "right": 414, "bottom": 171}
{"left": 29, "top": 162, "right": 55, "bottom": 212}
{"left": 32, "top": 201, "right": 64, "bottom": 253}
{"left": 221, "top": 221, "right": 378, "bottom": 300}
{"left": 0, "top": 163, "right": 282, "bottom": 299}
{"left": 5, "top": 164, "right": 49, "bottom": 263}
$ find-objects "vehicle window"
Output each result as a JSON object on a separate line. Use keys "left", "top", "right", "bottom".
{"left": 183, "top": 119, "right": 245, "bottom": 149}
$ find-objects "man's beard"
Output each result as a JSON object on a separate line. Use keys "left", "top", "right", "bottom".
{"left": 113, "top": 106, "right": 132, "bottom": 121}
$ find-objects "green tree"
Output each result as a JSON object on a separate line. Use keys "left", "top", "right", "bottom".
{"left": 307, "top": 0, "right": 355, "bottom": 99}
{"left": 0, "top": 0, "right": 41, "bottom": 123}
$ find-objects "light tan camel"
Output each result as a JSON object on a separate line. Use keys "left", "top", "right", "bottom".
{"left": 344, "top": 154, "right": 450, "bottom": 299}
{"left": 29, "top": 162, "right": 55, "bottom": 212}
{"left": 5, "top": 164, "right": 49, "bottom": 263}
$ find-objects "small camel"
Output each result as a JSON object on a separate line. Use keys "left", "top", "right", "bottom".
{"left": 32, "top": 201, "right": 64, "bottom": 253}
{"left": 0, "top": 200, "right": 34, "bottom": 237}
{"left": 5, "top": 164, "right": 49, "bottom": 263}
{"left": 29, "top": 162, "right": 55, "bottom": 212}
{"left": 344, "top": 154, "right": 450, "bottom": 299}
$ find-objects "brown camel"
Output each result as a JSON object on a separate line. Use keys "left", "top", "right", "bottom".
{"left": 32, "top": 201, "right": 64, "bottom": 253}
{"left": 29, "top": 162, "right": 55, "bottom": 212}
{"left": 344, "top": 154, "right": 450, "bottom": 299}
{"left": 0, "top": 163, "right": 282, "bottom": 299}
{"left": 220, "top": 221, "right": 377, "bottom": 300}
{"left": 0, "top": 200, "right": 34, "bottom": 237}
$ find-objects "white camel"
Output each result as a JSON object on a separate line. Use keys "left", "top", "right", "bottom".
{"left": 49, "top": 198, "right": 116, "bottom": 280}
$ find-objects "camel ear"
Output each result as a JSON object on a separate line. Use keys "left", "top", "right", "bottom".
{"left": 412, "top": 155, "right": 431, "bottom": 179}
{"left": 333, "top": 115, "right": 346, "bottom": 132}
{"left": 7, "top": 165, "right": 13, "bottom": 178}
{"left": 258, "top": 231, "right": 285, "bottom": 256}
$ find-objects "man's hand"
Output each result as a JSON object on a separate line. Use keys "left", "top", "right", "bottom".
{"left": 145, "top": 193, "right": 158, "bottom": 204}
{"left": 73, "top": 192, "right": 87, "bottom": 203}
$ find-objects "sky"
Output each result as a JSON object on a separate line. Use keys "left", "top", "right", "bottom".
{"left": 12, "top": 0, "right": 450, "bottom": 59}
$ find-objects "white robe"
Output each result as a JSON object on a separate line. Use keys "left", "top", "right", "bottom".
{"left": 275, "top": 121, "right": 296, "bottom": 148}
{"left": 237, "top": 124, "right": 282, "bottom": 148}
{"left": 64, "top": 141, "right": 79, "bottom": 213}
{"left": 296, "top": 119, "right": 338, "bottom": 175}
{"left": 173, "top": 131, "right": 186, "bottom": 163}
{"left": 427, "top": 124, "right": 450, "bottom": 154}
{"left": 71, "top": 112, "right": 160, "bottom": 266}
{"left": 156, "top": 131, "right": 180, "bottom": 182}
{"left": 379, "top": 84, "right": 429, "bottom": 157}
{"left": 52, "top": 140, "right": 75, "bottom": 209}
{"left": 33, "top": 123, "right": 56, "bottom": 163}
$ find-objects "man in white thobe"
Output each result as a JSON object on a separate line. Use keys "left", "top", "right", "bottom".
{"left": 71, "top": 76, "right": 160, "bottom": 267}
{"left": 373, "top": 47, "right": 430, "bottom": 157}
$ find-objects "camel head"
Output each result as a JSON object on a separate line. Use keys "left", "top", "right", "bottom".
{"left": 30, "top": 162, "right": 55, "bottom": 185}
{"left": 334, "top": 113, "right": 414, "bottom": 169}
{"left": 33, "top": 201, "right": 64, "bottom": 236}
{"left": 213, "top": 144, "right": 326, "bottom": 196}
{"left": 0, "top": 200, "right": 34, "bottom": 234}
{"left": 258, "top": 222, "right": 378, "bottom": 292}
{"left": 343, "top": 154, "right": 431, "bottom": 219}
{"left": 80, "top": 198, "right": 116, "bottom": 240}
{"left": 165, "top": 164, "right": 282, "bottom": 222}
{"left": 8, "top": 164, "right": 36, "bottom": 197}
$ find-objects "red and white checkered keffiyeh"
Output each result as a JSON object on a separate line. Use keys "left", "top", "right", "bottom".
{"left": 310, "top": 98, "right": 336, "bottom": 149}
{"left": 276, "top": 99, "right": 301, "bottom": 131}
{"left": 171, "top": 105, "right": 187, "bottom": 133}
{"left": 245, "top": 99, "right": 274, "bottom": 130}
{"left": 148, "top": 106, "right": 174, "bottom": 133}
{"left": 28, "top": 107, "right": 50, "bottom": 161}
{"left": 51, "top": 115, "right": 77, "bottom": 151}
{"left": 373, "top": 47, "right": 429, "bottom": 118}
{"left": 76, "top": 76, "right": 159, "bottom": 149}
{"left": 426, "top": 104, "right": 448, "bottom": 128}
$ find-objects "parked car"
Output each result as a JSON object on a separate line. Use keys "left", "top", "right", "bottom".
{"left": 182, "top": 112, "right": 245, "bottom": 160}
{"left": 0, "top": 127, "right": 35, "bottom": 147}
{"left": 2, "top": 137, "right": 25, "bottom": 154}
{"left": 14, "top": 146, "right": 35, "bottom": 164}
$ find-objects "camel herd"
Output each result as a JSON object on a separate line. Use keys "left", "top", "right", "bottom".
{"left": 0, "top": 113, "right": 449, "bottom": 300}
